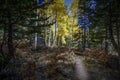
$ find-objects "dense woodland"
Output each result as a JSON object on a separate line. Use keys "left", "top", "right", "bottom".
{"left": 0, "top": 0, "right": 120, "bottom": 80}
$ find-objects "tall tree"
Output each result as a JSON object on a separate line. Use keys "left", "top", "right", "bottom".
{"left": 0, "top": 0, "right": 35, "bottom": 57}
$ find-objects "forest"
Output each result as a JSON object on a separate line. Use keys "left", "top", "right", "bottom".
{"left": 0, "top": 0, "right": 120, "bottom": 80}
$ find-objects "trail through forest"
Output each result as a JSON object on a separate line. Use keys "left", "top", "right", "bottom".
{"left": 0, "top": 0, "right": 120, "bottom": 80}
{"left": 0, "top": 47, "right": 120, "bottom": 80}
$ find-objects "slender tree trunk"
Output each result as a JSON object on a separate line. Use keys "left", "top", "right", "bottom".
{"left": 8, "top": 19, "right": 14, "bottom": 57}
{"left": 44, "top": 10, "right": 47, "bottom": 46}
{"left": 57, "top": 36, "right": 60, "bottom": 47}
{"left": 82, "top": 1, "right": 86, "bottom": 51}
{"left": 0, "top": 27, "right": 7, "bottom": 57}
{"left": 52, "top": 14, "right": 57, "bottom": 47}
{"left": 116, "top": 14, "right": 120, "bottom": 71}
{"left": 100, "top": 39, "right": 102, "bottom": 50}
{"left": 78, "top": 28, "right": 81, "bottom": 48}
{"left": 71, "top": 17, "right": 74, "bottom": 47}
{"left": 48, "top": 28, "right": 51, "bottom": 46}
{"left": 105, "top": 26, "right": 108, "bottom": 54}
{"left": 6, "top": 8, "right": 14, "bottom": 57}
{"left": 116, "top": 23, "right": 119, "bottom": 48}
{"left": 82, "top": 28, "right": 86, "bottom": 51}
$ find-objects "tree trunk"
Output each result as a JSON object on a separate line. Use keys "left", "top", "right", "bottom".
{"left": 105, "top": 26, "right": 108, "bottom": 54}
{"left": 116, "top": 18, "right": 120, "bottom": 70}
{"left": 108, "top": 2, "right": 120, "bottom": 70}
{"left": 108, "top": 2, "right": 120, "bottom": 55}
{"left": 116, "top": 23, "right": 119, "bottom": 49}
{"left": 82, "top": 28, "right": 86, "bottom": 51}
{"left": 52, "top": 14, "right": 57, "bottom": 47}
{"left": 8, "top": 22, "right": 14, "bottom": 57}
{"left": 0, "top": 27, "right": 7, "bottom": 57}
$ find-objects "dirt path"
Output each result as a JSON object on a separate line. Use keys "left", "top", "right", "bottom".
{"left": 73, "top": 57, "right": 89, "bottom": 80}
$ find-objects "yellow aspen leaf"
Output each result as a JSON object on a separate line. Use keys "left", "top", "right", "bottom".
{"left": 62, "top": 36, "right": 66, "bottom": 44}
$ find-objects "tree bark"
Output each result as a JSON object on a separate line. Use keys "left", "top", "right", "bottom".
{"left": 0, "top": 27, "right": 7, "bottom": 57}
{"left": 108, "top": 2, "right": 120, "bottom": 55}
{"left": 105, "top": 26, "right": 108, "bottom": 54}
{"left": 52, "top": 14, "right": 57, "bottom": 47}
{"left": 7, "top": 20, "right": 14, "bottom": 57}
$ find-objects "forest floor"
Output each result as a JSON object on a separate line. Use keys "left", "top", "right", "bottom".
{"left": 0, "top": 47, "right": 120, "bottom": 80}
